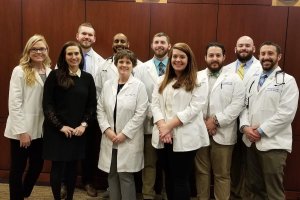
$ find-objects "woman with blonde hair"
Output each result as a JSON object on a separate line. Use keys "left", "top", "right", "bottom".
{"left": 4, "top": 34, "right": 51, "bottom": 200}
{"left": 151, "top": 43, "right": 209, "bottom": 200}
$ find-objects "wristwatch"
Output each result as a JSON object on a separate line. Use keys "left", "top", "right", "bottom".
{"left": 81, "top": 122, "right": 88, "bottom": 128}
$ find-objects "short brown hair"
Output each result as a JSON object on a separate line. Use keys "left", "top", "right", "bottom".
{"left": 114, "top": 49, "right": 137, "bottom": 67}
{"left": 152, "top": 32, "right": 171, "bottom": 44}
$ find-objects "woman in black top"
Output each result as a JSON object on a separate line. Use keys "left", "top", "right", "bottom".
{"left": 43, "top": 41, "right": 96, "bottom": 200}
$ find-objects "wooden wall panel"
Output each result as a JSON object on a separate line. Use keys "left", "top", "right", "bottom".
{"left": 150, "top": 3, "right": 218, "bottom": 68}
{"left": 0, "top": 0, "right": 22, "bottom": 118}
{"left": 86, "top": 1, "right": 151, "bottom": 61}
{"left": 282, "top": 7, "right": 300, "bottom": 192}
{"left": 219, "top": 0, "right": 271, "bottom": 5}
{"left": 22, "top": 0, "right": 85, "bottom": 66}
{"left": 217, "top": 5, "right": 288, "bottom": 65}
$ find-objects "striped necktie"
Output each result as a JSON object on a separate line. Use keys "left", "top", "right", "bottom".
{"left": 237, "top": 63, "right": 245, "bottom": 79}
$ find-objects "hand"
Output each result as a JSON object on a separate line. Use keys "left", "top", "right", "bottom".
{"left": 72, "top": 126, "right": 86, "bottom": 136}
{"left": 205, "top": 117, "right": 217, "bottom": 135}
{"left": 160, "top": 132, "right": 173, "bottom": 144}
{"left": 19, "top": 133, "right": 31, "bottom": 148}
{"left": 60, "top": 126, "right": 75, "bottom": 138}
{"left": 112, "top": 132, "right": 127, "bottom": 144}
{"left": 104, "top": 128, "right": 117, "bottom": 141}
{"left": 243, "top": 126, "right": 261, "bottom": 142}
{"left": 157, "top": 121, "right": 172, "bottom": 139}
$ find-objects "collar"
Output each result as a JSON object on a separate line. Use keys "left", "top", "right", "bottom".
{"left": 237, "top": 56, "right": 254, "bottom": 68}
{"left": 153, "top": 57, "right": 168, "bottom": 67}
{"left": 69, "top": 68, "right": 81, "bottom": 77}
{"left": 207, "top": 68, "right": 222, "bottom": 78}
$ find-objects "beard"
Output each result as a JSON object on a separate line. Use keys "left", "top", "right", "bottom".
{"left": 261, "top": 58, "right": 277, "bottom": 71}
{"left": 154, "top": 48, "right": 168, "bottom": 59}
{"left": 236, "top": 51, "right": 253, "bottom": 63}
{"left": 207, "top": 61, "right": 223, "bottom": 72}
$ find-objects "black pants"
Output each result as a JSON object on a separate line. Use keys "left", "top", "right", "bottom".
{"left": 157, "top": 143, "right": 197, "bottom": 200}
{"left": 51, "top": 161, "right": 77, "bottom": 200}
{"left": 81, "top": 119, "right": 100, "bottom": 185}
{"left": 9, "top": 138, "right": 44, "bottom": 200}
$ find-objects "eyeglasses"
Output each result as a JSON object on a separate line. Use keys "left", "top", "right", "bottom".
{"left": 30, "top": 48, "right": 48, "bottom": 53}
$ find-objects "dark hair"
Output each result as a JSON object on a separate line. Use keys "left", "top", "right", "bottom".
{"left": 159, "top": 43, "right": 198, "bottom": 93}
{"left": 152, "top": 32, "right": 171, "bottom": 44}
{"left": 206, "top": 42, "right": 225, "bottom": 55}
{"left": 114, "top": 49, "right": 137, "bottom": 67}
{"left": 259, "top": 41, "right": 281, "bottom": 54}
{"left": 56, "top": 41, "right": 84, "bottom": 89}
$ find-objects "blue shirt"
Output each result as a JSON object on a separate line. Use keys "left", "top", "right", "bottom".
{"left": 153, "top": 57, "right": 168, "bottom": 76}
{"left": 236, "top": 56, "right": 254, "bottom": 74}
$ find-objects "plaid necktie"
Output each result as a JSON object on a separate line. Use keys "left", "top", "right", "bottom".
{"left": 158, "top": 62, "right": 165, "bottom": 76}
{"left": 237, "top": 63, "right": 245, "bottom": 79}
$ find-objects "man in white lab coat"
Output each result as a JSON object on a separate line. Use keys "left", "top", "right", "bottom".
{"left": 195, "top": 42, "right": 245, "bottom": 200}
{"left": 95, "top": 33, "right": 142, "bottom": 96}
{"left": 223, "top": 36, "right": 262, "bottom": 200}
{"left": 240, "top": 41, "right": 299, "bottom": 200}
{"left": 134, "top": 32, "right": 171, "bottom": 200}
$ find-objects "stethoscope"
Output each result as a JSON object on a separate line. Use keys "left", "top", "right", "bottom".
{"left": 246, "top": 70, "right": 285, "bottom": 108}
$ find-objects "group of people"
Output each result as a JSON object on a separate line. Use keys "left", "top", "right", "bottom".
{"left": 4, "top": 21, "right": 299, "bottom": 200}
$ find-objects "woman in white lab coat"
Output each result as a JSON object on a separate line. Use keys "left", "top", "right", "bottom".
{"left": 97, "top": 49, "right": 148, "bottom": 200}
{"left": 4, "top": 34, "right": 51, "bottom": 200}
{"left": 151, "top": 43, "right": 209, "bottom": 200}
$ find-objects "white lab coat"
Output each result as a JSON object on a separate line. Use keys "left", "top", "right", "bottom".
{"left": 240, "top": 66, "right": 299, "bottom": 153}
{"left": 223, "top": 56, "right": 262, "bottom": 89}
{"left": 134, "top": 58, "right": 159, "bottom": 135}
{"left": 4, "top": 65, "right": 52, "bottom": 140}
{"left": 198, "top": 69, "right": 245, "bottom": 145}
{"left": 86, "top": 48, "right": 104, "bottom": 80}
{"left": 95, "top": 56, "right": 142, "bottom": 97}
{"left": 151, "top": 75, "right": 210, "bottom": 152}
{"left": 97, "top": 75, "right": 148, "bottom": 172}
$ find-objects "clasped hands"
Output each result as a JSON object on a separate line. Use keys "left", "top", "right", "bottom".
{"left": 60, "top": 125, "right": 86, "bottom": 138}
{"left": 242, "top": 126, "right": 261, "bottom": 142}
{"left": 157, "top": 120, "right": 173, "bottom": 144}
{"left": 104, "top": 128, "right": 127, "bottom": 144}
{"left": 205, "top": 117, "right": 217, "bottom": 136}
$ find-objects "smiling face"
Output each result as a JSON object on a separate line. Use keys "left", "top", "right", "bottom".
{"left": 205, "top": 46, "right": 225, "bottom": 72}
{"left": 171, "top": 49, "right": 188, "bottom": 77}
{"left": 65, "top": 46, "right": 82, "bottom": 69}
{"left": 112, "top": 33, "right": 129, "bottom": 53}
{"left": 117, "top": 56, "right": 133, "bottom": 80}
{"left": 76, "top": 25, "right": 96, "bottom": 50}
{"left": 235, "top": 36, "right": 255, "bottom": 62}
{"left": 151, "top": 36, "right": 171, "bottom": 59}
{"left": 259, "top": 45, "right": 281, "bottom": 72}
{"left": 29, "top": 41, "right": 48, "bottom": 64}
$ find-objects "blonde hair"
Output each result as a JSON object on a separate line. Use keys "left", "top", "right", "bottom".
{"left": 19, "top": 34, "right": 51, "bottom": 86}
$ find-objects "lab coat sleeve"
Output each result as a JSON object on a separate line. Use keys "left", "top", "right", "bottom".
{"left": 8, "top": 67, "right": 27, "bottom": 135}
{"left": 260, "top": 77, "right": 299, "bottom": 138}
{"left": 216, "top": 78, "right": 246, "bottom": 127}
{"left": 97, "top": 83, "right": 112, "bottom": 133}
{"left": 177, "top": 82, "right": 206, "bottom": 124}
{"left": 122, "top": 82, "right": 148, "bottom": 139}
{"left": 94, "top": 67, "right": 103, "bottom": 99}
{"left": 151, "top": 80, "right": 165, "bottom": 123}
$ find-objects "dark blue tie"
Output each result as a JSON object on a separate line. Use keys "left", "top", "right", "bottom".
{"left": 158, "top": 62, "right": 165, "bottom": 76}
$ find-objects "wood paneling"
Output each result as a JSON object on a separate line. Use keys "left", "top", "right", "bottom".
{"left": 22, "top": 0, "right": 85, "bottom": 66}
{"left": 0, "top": 0, "right": 22, "bottom": 118}
{"left": 219, "top": 0, "right": 271, "bottom": 5}
{"left": 217, "top": 5, "right": 288, "bottom": 65}
{"left": 282, "top": 7, "right": 300, "bottom": 193}
{"left": 150, "top": 3, "right": 218, "bottom": 68}
{"left": 86, "top": 1, "right": 151, "bottom": 61}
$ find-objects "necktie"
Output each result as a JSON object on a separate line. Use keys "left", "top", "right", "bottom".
{"left": 237, "top": 63, "right": 245, "bottom": 80}
{"left": 208, "top": 71, "right": 220, "bottom": 78}
{"left": 158, "top": 62, "right": 165, "bottom": 76}
{"left": 83, "top": 54, "right": 87, "bottom": 72}
{"left": 259, "top": 74, "right": 268, "bottom": 87}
